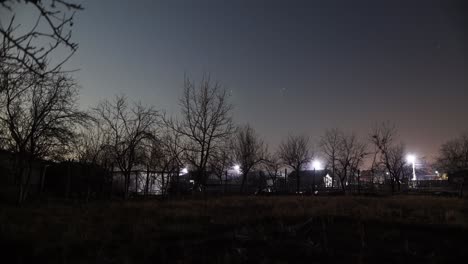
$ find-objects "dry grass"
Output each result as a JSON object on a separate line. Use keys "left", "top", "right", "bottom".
{"left": 1, "top": 195, "right": 467, "bottom": 263}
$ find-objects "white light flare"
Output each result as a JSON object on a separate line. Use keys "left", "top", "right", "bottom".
{"left": 406, "top": 154, "right": 417, "bottom": 181}
{"left": 233, "top": 164, "right": 241, "bottom": 174}
{"left": 181, "top": 167, "right": 188, "bottom": 175}
{"left": 311, "top": 160, "right": 323, "bottom": 170}
{"left": 406, "top": 154, "right": 416, "bottom": 164}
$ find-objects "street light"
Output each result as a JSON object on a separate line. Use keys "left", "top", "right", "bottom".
{"left": 311, "top": 160, "right": 322, "bottom": 195}
{"left": 311, "top": 160, "right": 323, "bottom": 170}
{"left": 406, "top": 154, "right": 417, "bottom": 181}
{"left": 233, "top": 164, "right": 241, "bottom": 174}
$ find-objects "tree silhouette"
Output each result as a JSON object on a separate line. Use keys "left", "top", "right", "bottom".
{"left": 278, "top": 134, "right": 312, "bottom": 193}
{"left": 334, "top": 132, "right": 367, "bottom": 192}
{"left": 370, "top": 122, "right": 410, "bottom": 193}
{"left": 233, "top": 124, "right": 266, "bottom": 192}
{"left": 436, "top": 133, "right": 468, "bottom": 173}
{"left": 0, "top": 68, "right": 87, "bottom": 203}
{"left": 0, "top": 0, "right": 82, "bottom": 75}
{"left": 320, "top": 128, "right": 341, "bottom": 188}
{"left": 93, "top": 95, "right": 159, "bottom": 199}
{"left": 165, "top": 74, "right": 234, "bottom": 190}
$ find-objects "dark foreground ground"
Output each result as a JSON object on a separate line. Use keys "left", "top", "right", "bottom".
{"left": 1, "top": 195, "right": 467, "bottom": 263}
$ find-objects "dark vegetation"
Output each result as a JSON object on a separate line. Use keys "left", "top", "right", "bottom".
{"left": 1, "top": 195, "right": 467, "bottom": 263}
{"left": 2, "top": 2, "right": 468, "bottom": 263}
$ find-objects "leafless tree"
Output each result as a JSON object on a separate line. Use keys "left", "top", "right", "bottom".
{"left": 73, "top": 121, "right": 108, "bottom": 165}
{"left": 0, "top": 0, "right": 82, "bottom": 75}
{"left": 263, "top": 148, "right": 282, "bottom": 188}
{"left": 334, "top": 132, "right": 368, "bottom": 192}
{"left": 320, "top": 128, "right": 341, "bottom": 188}
{"left": 232, "top": 124, "right": 266, "bottom": 192}
{"left": 370, "top": 122, "right": 410, "bottom": 192}
{"left": 278, "top": 134, "right": 312, "bottom": 193}
{"left": 165, "top": 74, "right": 234, "bottom": 189}
{"left": 93, "top": 95, "right": 159, "bottom": 199}
{"left": 142, "top": 128, "right": 184, "bottom": 197}
{"left": 436, "top": 133, "right": 468, "bottom": 173}
{"left": 0, "top": 68, "right": 87, "bottom": 203}
{"left": 209, "top": 141, "right": 233, "bottom": 185}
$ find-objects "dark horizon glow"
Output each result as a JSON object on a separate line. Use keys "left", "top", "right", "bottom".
{"left": 13, "top": 0, "right": 468, "bottom": 161}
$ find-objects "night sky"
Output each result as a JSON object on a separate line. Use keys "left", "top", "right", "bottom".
{"left": 12, "top": 0, "right": 468, "bottom": 161}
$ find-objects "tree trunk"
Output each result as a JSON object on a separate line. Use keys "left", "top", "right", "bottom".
{"left": 39, "top": 165, "right": 47, "bottom": 197}
{"left": 109, "top": 165, "right": 114, "bottom": 199}
{"left": 224, "top": 171, "right": 228, "bottom": 194}
{"left": 391, "top": 177, "right": 395, "bottom": 194}
{"left": 161, "top": 172, "right": 165, "bottom": 196}
{"left": 124, "top": 172, "right": 130, "bottom": 199}
{"left": 176, "top": 166, "right": 180, "bottom": 196}
{"left": 240, "top": 173, "right": 247, "bottom": 193}
{"left": 357, "top": 170, "right": 361, "bottom": 195}
{"left": 340, "top": 177, "right": 346, "bottom": 193}
{"left": 296, "top": 170, "right": 300, "bottom": 193}
{"left": 331, "top": 164, "right": 335, "bottom": 188}
{"left": 145, "top": 167, "right": 150, "bottom": 196}
{"left": 135, "top": 171, "right": 138, "bottom": 195}
{"left": 22, "top": 158, "right": 34, "bottom": 202}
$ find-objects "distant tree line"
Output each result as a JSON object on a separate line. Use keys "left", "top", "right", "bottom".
{"left": 1, "top": 1, "right": 466, "bottom": 204}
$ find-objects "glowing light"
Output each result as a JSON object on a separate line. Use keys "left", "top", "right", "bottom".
{"left": 406, "top": 154, "right": 417, "bottom": 181}
{"left": 181, "top": 167, "right": 188, "bottom": 174}
{"left": 233, "top": 164, "right": 241, "bottom": 173}
{"left": 406, "top": 154, "right": 416, "bottom": 164}
{"left": 311, "top": 160, "right": 323, "bottom": 170}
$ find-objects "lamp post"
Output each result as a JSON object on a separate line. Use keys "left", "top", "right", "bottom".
{"left": 406, "top": 154, "right": 417, "bottom": 181}
{"left": 311, "top": 160, "right": 322, "bottom": 195}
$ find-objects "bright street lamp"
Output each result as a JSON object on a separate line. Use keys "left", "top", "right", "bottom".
{"left": 233, "top": 164, "right": 241, "bottom": 174}
{"left": 406, "top": 154, "right": 417, "bottom": 181}
{"left": 311, "top": 159, "right": 322, "bottom": 195}
{"left": 311, "top": 160, "right": 323, "bottom": 170}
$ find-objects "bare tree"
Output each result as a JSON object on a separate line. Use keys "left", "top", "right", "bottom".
{"left": 436, "top": 133, "right": 468, "bottom": 173}
{"left": 320, "top": 128, "right": 341, "bottom": 188}
{"left": 73, "top": 121, "right": 107, "bottom": 165}
{"left": 209, "top": 141, "right": 233, "bottom": 186}
{"left": 165, "top": 75, "right": 234, "bottom": 189}
{"left": 0, "top": 69, "right": 87, "bottom": 203}
{"left": 232, "top": 124, "right": 266, "bottom": 192}
{"left": 278, "top": 135, "right": 312, "bottom": 193}
{"left": 143, "top": 128, "right": 184, "bottom": 197}
{"left": 93, "top": 95, "right": 159, "bottom": 199}
{"left": 0, "top": 0, "right": 82, "bottom": 75}
{"left": 370, "top": 122, "right": 410, "bottom": 193}
{"left": 263, "top": 148, "right": 282, "bottom": 189}
{"left": 334, "top": 132, "right": 367, "bottom": 193}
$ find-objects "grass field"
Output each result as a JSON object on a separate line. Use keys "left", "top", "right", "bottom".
{"left": 1, "top": 195, "right": 467, "bottom": 263}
